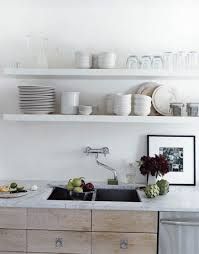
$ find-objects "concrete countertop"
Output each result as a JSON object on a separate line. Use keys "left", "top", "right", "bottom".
{"left": 0, "top": 180, "right": 198, "bottom": 212}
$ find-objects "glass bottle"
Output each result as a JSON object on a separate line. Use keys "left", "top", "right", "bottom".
{"left": 126, "top": 163, "right": 137, "bottom": 184}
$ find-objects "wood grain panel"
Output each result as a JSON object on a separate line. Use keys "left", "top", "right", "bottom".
{"left": 27, "top": 230, "right": 91, "bottom": 254}
{"left": 0, "top": 208, "right": 26, "bottom": 229}
{"left": 0, "top": 229, "right": 26, "bottom": 252}
{"left": 92, "top": 232, "right": 157, "bottom": 254}
{"left": 27, "top": 208, "right": 91, "bottom": 231}
{"left": 92, "top": 210, "right": 158, "bottom": 233}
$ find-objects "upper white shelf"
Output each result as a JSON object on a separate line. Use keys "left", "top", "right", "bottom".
{"left": 3, "top": 114, "right": 199, "bottom": 124}
{"left": 4, "top": 68, "right": 199, "bottom": 79}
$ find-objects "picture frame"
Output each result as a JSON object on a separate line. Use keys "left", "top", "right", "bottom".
{"left": 147, "top": 135, "right": 196, "bottom": 186}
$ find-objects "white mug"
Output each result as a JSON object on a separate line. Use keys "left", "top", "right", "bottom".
{"left": 61, "top": 92, "right": 80, "bottom": 115}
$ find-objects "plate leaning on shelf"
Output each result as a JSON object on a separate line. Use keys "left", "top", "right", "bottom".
{"left": 152, "top": 86, "right": 178, "bottom": 116}
{"left": 18, "top": 85, "right": 56, "bottom": 114}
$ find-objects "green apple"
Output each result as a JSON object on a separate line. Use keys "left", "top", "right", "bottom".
{"left": 73, "top": 187, "right": 83, "bottom": 193}
{"left": 66, "top": 180, "right": 74, "bottom": 191}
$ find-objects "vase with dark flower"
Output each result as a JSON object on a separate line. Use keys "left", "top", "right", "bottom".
{"left": 138, "top": 155, "right": 169, "bottom": 185}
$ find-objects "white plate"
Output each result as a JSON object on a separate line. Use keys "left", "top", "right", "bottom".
{"left": 18, "top": 85, "right": 54, "bottom": 89}
{"left": 19, "top": 95, "right": 55, "bottom": 99}
{"left": 20, "top": 101, "right": 55, "bottom": 104}
{"left": 21, "top": 110, "right": 55, "bottom": 115}
{"left": 0, "top": 192, "right": 28, "bottom": 198}
{"left": 152, "top": 86, "right": 177, "bottom": 116}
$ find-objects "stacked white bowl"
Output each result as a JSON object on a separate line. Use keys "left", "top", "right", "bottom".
{"left": 75, "top": 51, "right": 92, "bottom": 69}
{"left": 134, "top": 94, "right": 152, "bottom": 116}
{"left": 114, "top": 94, "right": 132, "bottom": 116}
{"left": 98, "top": 52, "right": 116, "bottom": 69}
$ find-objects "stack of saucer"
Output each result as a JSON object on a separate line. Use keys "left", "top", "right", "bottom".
{"left": 114, "top": 94, "right": 132, "bottom": 116}
{"left": 134, "top": 94, "right": 151, "bottom": 116}
{"left": 18, "top": 86, "right": 56, "bottom": 114}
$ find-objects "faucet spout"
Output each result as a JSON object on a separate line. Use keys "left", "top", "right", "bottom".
{"left": 96, "top": 157, "right": 118, "bottom": 181}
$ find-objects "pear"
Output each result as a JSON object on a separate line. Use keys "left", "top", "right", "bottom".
{"left": 66, "top": 180, "right": 74, "bottom": 191}
{"left": 73, "top": 187, "right": 83, "bottom": 193}
{"left": 72, "top": 177, "right": 84, "bottom": 187}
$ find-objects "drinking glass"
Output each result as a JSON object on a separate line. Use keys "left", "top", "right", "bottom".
{"left": 126, "top": 56, "right": 139, "bottom": 70}
{"left": 187, "top": 51, "right": 198, "bottom": 70}
{"left": 163, "top": 52, "right": 173, "bottom": 71}
{"left": 151, "top": 56, "right": 163, "bottom": 70}
{"left": 140, "top": 56, "right": 151, "bottom": 70}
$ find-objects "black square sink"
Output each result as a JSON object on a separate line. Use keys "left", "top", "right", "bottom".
{"left": 48, "top": 187, "right": 93, "bottom": 201}
{"left": 95, "top": 188, "right": 141, "bottom": 202}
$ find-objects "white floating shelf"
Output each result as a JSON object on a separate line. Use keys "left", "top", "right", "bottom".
{"left": 4, "top": 68, "right": 199, "bottom": 79}
{"left": 3, "top": 114, "right": 199, "bottom": 124}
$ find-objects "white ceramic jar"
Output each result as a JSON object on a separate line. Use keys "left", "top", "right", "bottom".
{"left": 61, "top": 92, "right": 80, "bottom": 115}
{"left": 98, "top": 52, "right": 116, "bottom": 69}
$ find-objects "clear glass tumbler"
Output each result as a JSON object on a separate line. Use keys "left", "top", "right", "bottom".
{"left": 163, "top": 52, "right": 173, "bottom": 71}
{"left": 126, "top": 55, "right": 139, "bottom": 70}
{"left": 151, "top": 56, "right": 163, "bottom": 70}
{"left": 187, "top": 51, "right": 199, "bottom": 70}
{"left": 140, "top": 56, "right": 151, "bottom": 70}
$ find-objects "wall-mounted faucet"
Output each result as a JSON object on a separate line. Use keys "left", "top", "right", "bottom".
{"left": 84, "top": 146, "right": 118, "bottom": 185}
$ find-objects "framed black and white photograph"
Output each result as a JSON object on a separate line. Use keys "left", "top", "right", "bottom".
{"left": 147, "top": 135, "right": 196, "bottom": 186}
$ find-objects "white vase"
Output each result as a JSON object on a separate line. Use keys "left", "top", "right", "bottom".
{"left": 147, "top": 174, "right": 162, "bottom": 185}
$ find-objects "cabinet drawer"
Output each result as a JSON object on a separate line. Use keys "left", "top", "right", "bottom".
{"left": 0, "top": 229, "right": 26, "bottom": 252}
{"left": 27, "top": 208, "right": 91, "bottom": 231}
{"left": 27, "top": 230, "right": 91, "bottom": 254}
{"left": 92, "top": 232, "right": 157, "bottom": 254}
{"left": 0, "top": 208, "right": 26, "bottom": 229}
{"left": 92, "top": 210, "right": 158, "bottom": 233}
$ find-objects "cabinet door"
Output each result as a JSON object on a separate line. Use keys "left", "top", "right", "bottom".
{"left": 0, "top": 208, "right": 26, "bottom": 229}
{"left": 92, "top": 232, "right": 157, "bottom": 254}
{"left": 0, "top": 229, "right": 26, "bottom": 252}
{"left": 27, "top": 208, "right": 91, "bottom": 231}
{"left": 92, "top": 210, "right": 158, "bottom": 233}
{"left": 27, "top": 230, "right": 91, "bottom": 254}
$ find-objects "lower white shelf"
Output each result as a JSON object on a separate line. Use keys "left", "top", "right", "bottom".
{"left": 2, "top": 114, "right": 199, "bottom": 124}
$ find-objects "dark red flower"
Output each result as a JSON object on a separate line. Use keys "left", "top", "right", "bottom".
{"left": 139, "top": 154, "right": 169, "bottom": 178}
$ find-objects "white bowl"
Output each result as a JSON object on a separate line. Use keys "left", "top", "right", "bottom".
{"left": 134, "top": 102, "right": 151, "bottom": 107}
{"left": 78, "top": 105, "right": 92, "bottom": 115}
{"left": 134, "top": 110, "right": 150, "bottom": 116}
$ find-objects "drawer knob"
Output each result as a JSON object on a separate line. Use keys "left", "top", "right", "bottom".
{"left": 120, "top": 239, "right": 128, "bottom": 249}
{"left": 55, "top": 237, "right": 63, "bottom": 248}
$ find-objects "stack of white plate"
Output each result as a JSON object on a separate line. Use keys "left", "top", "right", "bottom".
{"left": 114, "top": 94, "right": 132, "bottom": 116}
{"left": 134, "top": 94, "right": 152, "bottom": 116}
{"left": 18, "top": 86, "right": 56, "bottom": 114}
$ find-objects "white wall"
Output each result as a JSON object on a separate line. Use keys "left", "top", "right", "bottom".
{"left": 0, "top": 0, "right": 198, "bottom": 183}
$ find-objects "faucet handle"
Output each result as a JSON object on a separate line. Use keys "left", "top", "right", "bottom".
{"left": 84, "top": 146, "right": 110, "bottom": 156}
{"left": 102, "top": 147, "right": 109, "bottom": 156}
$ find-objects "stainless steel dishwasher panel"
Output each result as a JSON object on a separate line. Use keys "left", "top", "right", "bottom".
{"left": 159, "top": 212, "right": 199, "bottom": 254}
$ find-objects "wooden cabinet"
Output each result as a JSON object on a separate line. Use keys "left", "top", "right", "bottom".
{"left": 0, "top": 208, "right": 26, "bottom": 229}
{"left": 27, "top": 230, "right": 91, "bottom": 254}
{"left": 0, "top": 208, "right": 158, "bottom": 254}
{"left": 0, "top": 229, "right": 26, "bottom": 252}
{"left": 92, "top": 232, "right": 157, "bottom": 254}
{"left": 92, "top": 210, "right": 158, "bottom": 233}
{"left": 27, "top": 208, "right": 91, "bottom": 231}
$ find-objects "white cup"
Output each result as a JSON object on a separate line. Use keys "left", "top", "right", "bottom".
{"left": 61, "top": 92, "right": 80, "bottom": 115}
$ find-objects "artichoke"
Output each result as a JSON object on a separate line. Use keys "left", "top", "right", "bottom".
{"left": 144, "top": 184, "right": 160, "bottom": 198}
{"left": 156, "top": 179, "right": 169, "bottom": 195}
